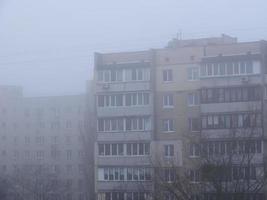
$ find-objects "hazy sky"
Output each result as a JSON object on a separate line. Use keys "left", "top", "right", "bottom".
{"left": 0, "top": 0, "right": 267, "bottom": 96}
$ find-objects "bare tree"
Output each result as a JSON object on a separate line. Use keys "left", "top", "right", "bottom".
{"left": 200, "top": 128, "right": 266, "bottom": 200}
{"left": 6, "top": 164, "right": 68, "bottom": 200}
{"left": 150, "top": 129, "right": 266, "bottom": 200}
{"left": 150, "top": 153, "right": 201, "bottom": 200}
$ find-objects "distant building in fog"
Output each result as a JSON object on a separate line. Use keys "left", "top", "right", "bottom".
{"left": 0, "top": 85, "right": 94, "bottom": 200}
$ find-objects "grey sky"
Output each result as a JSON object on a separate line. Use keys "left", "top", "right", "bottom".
{"left": 0, "top": 0, "right": 267, "bottom": 96}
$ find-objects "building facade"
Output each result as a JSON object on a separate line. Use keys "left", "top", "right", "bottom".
{"left": 0, "top": 85, "right": 94, "bottom": 200}
{"left": 93, "top": 35, "right": 267, "bottom": 200}
{"left": 94, "top": 51, "right": 156, "bottom": 199}
{"left": 198, "top": 41, "right": 267, "bottom": 199}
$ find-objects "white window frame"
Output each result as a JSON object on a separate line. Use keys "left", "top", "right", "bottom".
{"left": 163, "top": 94, "right": 174, "bottom": 108}
{"left": 125, "top": 92, "right": 150, "bottom": 107}
{"left": 189, "top": 143, "right": 200, "bottom": 158}
{"left": 164, "top": 144, "right": 174, "bottom": 157}
{"left": 187, "top": 92, "right": 199, "bottom": 106}
{"left": 163, "top": 69, "right": 173, "bottom": 82}
{"left": 98, "top": 167, "right": 151, "bottom": 181}
{"left": 200, "top": 61, "right": 258, "bottom": 78}
{"left": 189, "top": 170, "right": 200, "bottom": 183}
{"left": 163, "top": 119, "right": 174, "bottom": 132}
{"left": 164, "top": 168, "right": 175, "bottom": 183}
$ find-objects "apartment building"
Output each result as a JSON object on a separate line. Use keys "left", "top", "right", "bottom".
{"left": 156, "top": 37, "right": 267, "bottom": 199}
{"left": 0, "top": 85, "right": 94, "bottom": 200}
{"left": 94, "top": 51, "right": 155, "bottom": 199}
{"left": 93, "top": 35, "right": 267, "bottom": 200}
{"left": 198, "top": 41, "right": 267, "bottom": 199}
{"left": 153, "top": 45, "right": 204, "bottom": 199}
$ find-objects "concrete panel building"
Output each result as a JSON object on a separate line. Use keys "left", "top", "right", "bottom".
{"left": 94, "top": 51, "right": 155, "bottom": 199}
{"left": 0, "top": 85, "right": 94, "bottom": 200}
{"left": 93, "top": 35, "right": 267, "bottom": 200}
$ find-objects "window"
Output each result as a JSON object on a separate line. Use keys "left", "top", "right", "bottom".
{"left": 104, "top": 144, "right": 111, "bottom": 155}
{"left": 200, "top": 64, "right": 207, "bottom": 77}
{"left": 131, "top": 68, "right": 144, "bottom": 81}
{"left": 99, "top": 192, "right": 150, "bottom": 200}
{"left": 164, "top": 144, "right": 174, "bottom": 157}
{"left": 98, "top": 144, "right": 104, "bottom": 156}
{"left": 126, "top": 143, "right": 150, "bottom": 156}
{"left": 163, "top": 168, "right": 175, "bottom": 182}
{"left": 187, "top": 67, "right": 199, "bottom": 80}
{"left": 125, "top": 117, "right": 151, "bottom": 131}
{"left": 99, "top": 167, "right": 151, "bottom": 181}
{"left": 144, "top": 143, "right": 150, "bottom": 155}
{"left": 204, "top": 140, "right": 262, "bottom": 156}
{"left": 110, "top": 94, "right": 123, "bottom": 106}
{"left": 98, "top": 69, "right": 123, "bottom": 82}
{"left": 188, "top": 118, "right": 200, "bottom": 132}
{"left": 111, "top": 144, "right": 118, "bottom": 155}
{"left": 36, "top": 151, "right": 44, "bottom": 160}
{"left": 111, "top": 69, "right": 123, "bottom": 82}
{"left": 226, "top": 62, "right": 233, "bottom": 75}
{"left": 131, "top": 69, "right": 136, "bottom": 81}
{"left": 240, "top": 61, "right": 246, "bottom": 74}
{"left": 246, "top": 61, "right": 253, "bottom": 74}
{"left": 143, "top": 93, "right": 150, "bottom": 105}
{"left": 201, "top": 86, "right": 262, "bottom": 104}
{"left": 125, "top": 93, "right": 150, "bottom": 106}
{"left": 201, "top": 60, "right": 257, "bottom": 78}
{"left": 97, "top": 95, "right": 105, "bottom": 107}
{"left": 97, "top": 117, "right": 124, "bottom": 132}
{"left": 207, "top": 63, "right": 212, "bottom": 76}
{"left": 213, "top": 63, "right": 219, "bottom": 76}
{"left": 100, "top": 93, "right": 150, "bottom": 107}
{"left": 187, "top": 92, "right": 199, "bottom": 106}
{"left": 233, "top": 62, "right": 240, "bottom": 75}
{"left": 51, "top": 121, "right": 60, "bottom": 130}
{"left": 190, "top": 143, "right": 200, "bottom": 157}
{"left": 163, "top": 94, "right": 174, "bottom": 108}
{"left": 202, "top": 113, "right": 262, "bottom": 129}
{"left": 162, "top": 119, "right": 174, "bottom": 132}
{"left": 127, "top": 68, "right": 150, "bottom": 82}
{"left": 233, "top": 166, "right": 256, "bottom": 180}
{"left": 163, "top": 69, "right": 173, "bottom": 82}
{"left": 99, "top": 143, "right": 150, "bottom": 156}
{"left": 189, "top": 170, "right": 200, "bottom": 183}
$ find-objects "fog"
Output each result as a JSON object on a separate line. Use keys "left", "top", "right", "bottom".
{"left": 0, "top": 1, "right": 267, "bottom": 200}
{"left": 0, "top": 0, "right": 267, "bottom": 96}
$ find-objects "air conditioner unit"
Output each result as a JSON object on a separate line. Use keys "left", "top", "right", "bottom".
{"left": 102, "top": 83, "right": 110, "bottom": 89}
